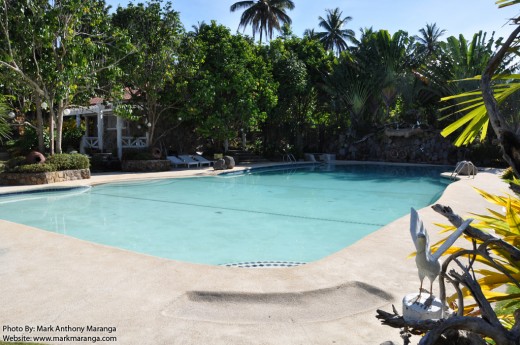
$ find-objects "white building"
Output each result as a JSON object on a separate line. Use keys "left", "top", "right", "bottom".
{"left": 64, "top": 102, "right": 148, "bottom": 160}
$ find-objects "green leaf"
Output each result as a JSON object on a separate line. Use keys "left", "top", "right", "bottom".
{"left": 505, "top": 198, "right": 520, "bottom": 235}
{"left": 440, "top": 105, "right": 487, "bottom": 139}
{"left": 496, "top": 0, "right": 520, "bottom": 8}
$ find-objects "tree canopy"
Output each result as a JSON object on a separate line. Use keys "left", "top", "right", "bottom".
{"left": 0, "top": 0, "right": 517, "bottom": 166}
{"left": 178, "top": 22, "right": 277, "bottom": 150}
{"left": 112, "top": 0, "right": 184, "bottom": 146}
{"left": 0, "top": 0, "right": 131, "bottom": 154}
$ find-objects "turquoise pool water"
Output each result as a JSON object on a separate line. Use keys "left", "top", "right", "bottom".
{"left": 0, "top": 164, "right": 450, "bottom": 265}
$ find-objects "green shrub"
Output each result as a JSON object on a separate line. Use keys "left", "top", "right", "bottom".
{"left": 5, "top": 156, "right": 27, "bottom": 171}
{"left": 12, "top": 163, "right": 56, "bottom": 173}
{"left": 47, "top": 153, "right": 89, "bottom": 170}
{"left": 3, "top": 153, "right": 89, "bottom": 173}
{"left": 68, "top": 153, "right": 90, "bottom": 169}
{"left": 46, "top": 154, "right": 70, "bottom": 170}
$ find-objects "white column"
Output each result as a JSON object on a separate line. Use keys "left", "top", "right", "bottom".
{"left": 97, "top": 110, "right": 104, "bottom": 151}
{"left": 80, "top": 136, "right": 86, "bottom": 154}
{"left": 76, "top": 114, "right": 81, "bottom": 128}
{"left": 116, "top": 116, "right": 123, "bottom": 160}
{"left": 79, "top": 114, "right": 86, "bottom": 154}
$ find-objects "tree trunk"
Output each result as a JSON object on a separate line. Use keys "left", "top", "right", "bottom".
{"left": 481, "top": 25, "right": 520, "bottom": 176}
{"left": 223, "top": 139, "right": 229, "bottom": 153}
{"left": 34, "top": 95, "right": 44, "bottom": 153}
{"left": 147, "top": 100, "right": 156, "bottom": 147}
{"left": 55, "top": 100, "right": 64, "bottom": 154}
{"left": 295, "top": 128, "right": 303, "bottom": 157}
{"left": 49, "top": 106, "right": 55, "bottom": 155}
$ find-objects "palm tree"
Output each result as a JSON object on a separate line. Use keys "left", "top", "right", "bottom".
{"left": 190, "top": 21, "right": 207, "bottom": 36}
{"left": 230, "top": 0, "right": 295, "bottom": 44}
{"left": 415, "top": 23, "right": 446, "bottom": 57}
{"left": 316, "top": 8, "right": 355, "bottom": 55}
{"left": 303, "top": 28, "right": 319, "bottom": 40}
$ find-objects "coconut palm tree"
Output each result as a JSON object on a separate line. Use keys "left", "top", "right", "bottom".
{"left": 230, "top": 0, "right": 295, "bottom": 44}
{"left": 415, "top": 23, "right": 446, "bottom": 57}
{"left": 303, "top": 28, "right": 319, "bottom": 40}
{"left": 189, "top": 21, "right": 207, "bottom": 36}
{"left": 316, "top": 8, "right": 355, "bottom": 55}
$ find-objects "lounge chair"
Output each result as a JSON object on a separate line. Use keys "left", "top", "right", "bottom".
{"left": 192, "top": 155, "right": 213, "bottom": 167}
{"left": 178, "top": 155, "right": 200, "bottom": 168}
{"left": 304, "top": 153, "right": 317, "bottom": 162}
{"left": 167, "top": 155, "right": 198, "bottom": 168}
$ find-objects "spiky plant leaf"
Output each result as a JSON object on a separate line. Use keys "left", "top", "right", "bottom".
{"left": 440, "top": 74, "right": 520, "bottom": 146}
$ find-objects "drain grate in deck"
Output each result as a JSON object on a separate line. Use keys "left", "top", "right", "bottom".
{"left": 221, "top": 261, "right": 306, "bottom": 268}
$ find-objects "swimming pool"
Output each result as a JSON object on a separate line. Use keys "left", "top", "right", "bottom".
{"left": 0, "top": 164, "right": 450, "bottom": 265}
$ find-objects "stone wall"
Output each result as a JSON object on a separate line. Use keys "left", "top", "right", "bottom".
{"left": 339, "top": 129, "right": 465, "bottom": 165}
{"left": 0, "top": 169, "right": 91, "bottom": 186}
{"left": 121, "top": 160, "right": 171, "bottom": 172}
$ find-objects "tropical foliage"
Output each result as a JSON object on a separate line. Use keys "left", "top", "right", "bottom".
{"left": 435, "top": 32, "right": 507, "bottom": 145}
{"left": 435, "top": 1, "right": 520, "bottom": 176}
{"left": 263, "top": 35, "right": 333, "bottom": 155}
{"left": 0, "top": 0, "right": 518, "bottom": 166}
{"left": 324, "top": 29, "right": 416, "bottom": 135}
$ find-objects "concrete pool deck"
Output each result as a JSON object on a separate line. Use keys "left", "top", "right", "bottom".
{"left": 0, "top": 162, "right": 510, "bottom": 344}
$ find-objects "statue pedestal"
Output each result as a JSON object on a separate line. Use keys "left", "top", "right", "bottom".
{"left": 402, "top": 293, "right": 443, "bottom": 322}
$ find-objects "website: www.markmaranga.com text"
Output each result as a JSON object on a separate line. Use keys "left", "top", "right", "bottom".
{"left": 2, "top": 324, "right": 118, "bottom": 343}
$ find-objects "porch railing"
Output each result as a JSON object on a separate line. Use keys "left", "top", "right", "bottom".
{"left": 82, "top": 136, "right": 148, "bottom": 150}
{"left": 82, "top": 136, "right": 99, "bottom": 149}
{"left": 122, "top": 137, "right": 147, "bottom": 148}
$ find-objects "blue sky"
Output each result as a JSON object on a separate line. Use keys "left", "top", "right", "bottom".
{"left": 104, "top": 0, "right": 520, "bottom": 41}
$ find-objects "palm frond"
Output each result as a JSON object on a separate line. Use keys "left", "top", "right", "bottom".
{"left": 496, "top": 0, "right": 520, "bottom": 8}
{"left": 440, "top": 73, "right": 520, "bottom": 146}
{"left": 230, "top": 1, "right": 255, "bottom": 12}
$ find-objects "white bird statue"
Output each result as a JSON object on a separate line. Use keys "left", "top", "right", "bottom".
{"left": 409, "top": 207, "right": 473, "bottom": 301}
